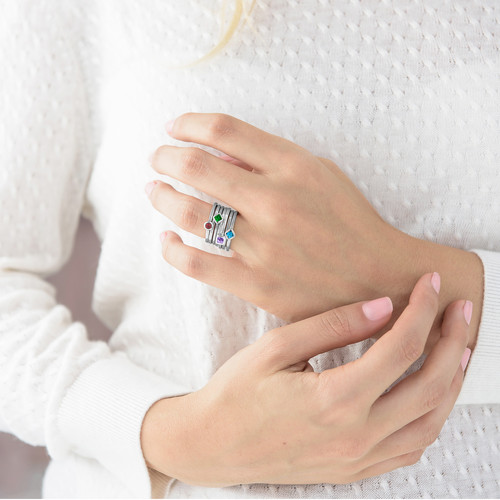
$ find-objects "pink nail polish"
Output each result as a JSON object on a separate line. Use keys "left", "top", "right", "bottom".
{"left": 460, "top": 347, "right": 471, "bottom": 371}
{"left": 463, "top": 300, "right": 473, "bottom": 326}
{"left": 165, "top": 120, "right": 175, "bottom": 134}
{"left": 362, "top": 297, "right": 393, "bottom": 321}
{"left": 431, "top": 272, "right": 441, "bottom": 294}
{"left": 160, "top": 231, "right": 168, "bottom": 243}
{"left": 144, "top": 181, "right": 156, "bottom": 196}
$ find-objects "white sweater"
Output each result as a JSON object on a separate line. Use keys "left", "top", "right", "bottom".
{"left": 1, "top": 0, "right": 499, "bottom": 497}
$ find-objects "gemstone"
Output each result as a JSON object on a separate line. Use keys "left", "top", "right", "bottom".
{"left": 204, "top": 222, "right": 213, "bottom": 230}
{"left": 216, "top": 236, "right": 225, "bottom": 244}
{"left": 225, "top": 229, "right": 235, "bottom": 239}
{"left": 213, "top": 213, "right": 223, "bottom": 223}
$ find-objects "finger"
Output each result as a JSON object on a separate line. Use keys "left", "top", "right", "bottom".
{"left": 368, "top": 299, "right": 470, "bottom": 438}
{"left": 349, "top": 448, "right": 425, "bottom": 483}
{"left": 147, "top": 181, "right": 251, "bottom": 255}
{"left": 349, "top": 272, "right": 440, "bottom": 401}
{"left": 167, "top": 112, "right": 304, "bottom": 173}
{"left": 160, "top": 230, "right": 255, "bottom": 297}
{"left": 150, "top": 144, "right": 258, "bottom": 210}
{"left": 361, "top": 363, "right": 464, "bottom": 468}
{"left": 257, "top": 296, "right": 394, "bottom": 372}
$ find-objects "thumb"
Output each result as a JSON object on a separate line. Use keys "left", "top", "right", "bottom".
{"left": 258, "top": 297, "right": 394, "bottom": 371}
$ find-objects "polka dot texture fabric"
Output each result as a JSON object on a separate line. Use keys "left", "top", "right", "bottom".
{"left": 0, "top": 0, "right": 499, "bottom": 498}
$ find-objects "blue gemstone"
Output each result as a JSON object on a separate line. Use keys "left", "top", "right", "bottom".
{"left": 225, "top": 230, "right": 235, "bottom": 239}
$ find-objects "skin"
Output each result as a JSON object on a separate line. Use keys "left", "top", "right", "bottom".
{"left": 147, "top": 112, "right": 484, "bottom": 352}
{"left": 141, "top": 113, "right": 479, "bottom": 483}
{"left": 141, "top": 273, "right": 470, "bottom": 485}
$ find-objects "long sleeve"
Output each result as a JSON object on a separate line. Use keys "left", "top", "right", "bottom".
{"left": 456, "top": 249, "right": 500, "bottom": 404}
{"left": 0, "top": 2, "right": 188, "bottom": 497}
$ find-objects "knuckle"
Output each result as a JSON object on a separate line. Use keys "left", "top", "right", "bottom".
{"left": 180, "top": 250, "right": 204, "bottom": 278}
{"left": 421, "top": 379, "right": 447, "bottom": 411}
{"left": 177, "top": 200, "right": 200, "bottom": 230}
{"left": 280, "top": 149, "right": 311, "bottom": 177}
{"left": 320, "top": 309, "right": 353, "bottom": 343}
{"left": 205, "top": 113, "right": 235, "bottom": 143}
{"left": 418, "top": 422, "right": 442, "bottom": 448}
{"left": 179, "top": 148, "right": 208, "bottom": 178}
{"left": 399, "top": 333, "right": 424, "bottom": 364}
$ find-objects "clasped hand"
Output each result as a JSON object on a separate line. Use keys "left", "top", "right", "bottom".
{"left": 141, "top": 273, "right": 470, "bottom": 486}
{"left": 147, "top": 112, "right": 407, "bottom": 322}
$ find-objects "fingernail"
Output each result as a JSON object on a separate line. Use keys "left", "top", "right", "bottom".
{"left": 362, "top": 297, "right": 393, "bottom": 321}
{"left": 165, "top": 120, "right": 175, "bottom": 134}
{"left": 144, "top": 181, "right": 157, "bottom": 197}
{"left": 160, "top": 231, "right": 168, "bottom": 243}
{"left": 463, "top": 300, "right": 473, "bottom": 326}
{"left": 460, "top": 347, "right": 471, "bottom": 371}
{"left": 431, "top": 272, "right": 441, "bottom": 294}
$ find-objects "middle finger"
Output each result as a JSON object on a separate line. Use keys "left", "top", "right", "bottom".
{"left": 150, "top": 145, "right": 258, "bottom": 210}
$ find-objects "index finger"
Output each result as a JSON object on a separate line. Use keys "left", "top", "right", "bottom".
{"left": 168, "top": 112, "right": 303, "bottom": 173}
{"left": 350, "top": 272, "right": 440, "bottom": 402}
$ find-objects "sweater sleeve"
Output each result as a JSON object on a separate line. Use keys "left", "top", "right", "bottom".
{"left": 0, "top": 2, "right": 189, "bottom": 497}
{"left": 455, "top": 249, "right": 500, "bottom": 404}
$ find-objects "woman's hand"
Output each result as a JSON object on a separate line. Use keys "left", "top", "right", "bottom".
{"left": 147, "top": 112, "right": 483, "bottom": 349}
{"left": 141, "top": 273, "right": 471, "bottom": 486}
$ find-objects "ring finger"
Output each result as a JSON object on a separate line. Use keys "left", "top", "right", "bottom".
{"left": 146, "top": 180, "right": 252, "bottom": 255}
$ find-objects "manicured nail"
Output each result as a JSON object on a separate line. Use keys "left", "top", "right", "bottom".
{"left": 144, "top": 181, "right": 157, "bottom": 197}
{"left": 160, "top": 231, "right": 168, "bottom": 243}
{"left": 431, "top": 272, "right": 441, "bottom": 294}
{"left": 463, "top": 300, "right": 473, "bottom": 325}
{"left": 362, "top": 297, "right": 393, "bottom": 321}
{"left": 165, "top": 120, "right": 175, "bottom": 134}
{"left": 460, "top": 347, "right": 471, "bottom": 371}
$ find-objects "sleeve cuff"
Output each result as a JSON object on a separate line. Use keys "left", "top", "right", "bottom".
{"left": 456, "top": 249, "right": 500, "bottom": 404}
{"left": 56, "top": 353, "right": 190, "bottom": 498}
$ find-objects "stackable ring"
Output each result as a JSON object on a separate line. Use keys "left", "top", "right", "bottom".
{"left": 204, "top": 202, "right": 237, "bottom": 251}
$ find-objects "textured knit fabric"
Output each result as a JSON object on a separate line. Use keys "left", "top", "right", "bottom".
{"left": 0, "top": 0, "right": 499, "bottom": 498}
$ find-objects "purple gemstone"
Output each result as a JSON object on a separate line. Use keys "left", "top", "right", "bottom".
{"left": 216, "top": 236, "right": 225, "bottom": 244}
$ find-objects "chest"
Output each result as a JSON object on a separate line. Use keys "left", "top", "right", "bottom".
{"left": 89, "top": 0, "right": 500, "bottom": 249}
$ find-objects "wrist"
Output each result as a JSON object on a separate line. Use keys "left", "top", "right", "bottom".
{"left": 378, "top": 228, "right": 483, "bottom": 350}
{"left": 140, "top": 393, "right": 196, "bottom": 477}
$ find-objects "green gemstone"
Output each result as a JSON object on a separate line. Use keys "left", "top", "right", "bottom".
{"left": 213, "top": 213, "right": 223, "bottom": 223}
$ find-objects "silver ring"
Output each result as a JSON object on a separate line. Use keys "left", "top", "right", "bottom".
{"left": 204, "top": 203, "right": 217, "bottom": 243}
{"left": 223, "top": 209, "right": 237, "bottom": 251}
{"left": 214, "top": 205, "right": 230, "bottom": 249}
{"left": 204, "top": 202, "right": 237, "bottom": 251}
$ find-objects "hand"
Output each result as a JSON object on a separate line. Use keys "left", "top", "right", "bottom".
{"left": 141, "top": 273, "right": 471, "bottom": 486}
{"left": 147, "top": 113, "right": 483, "bottom": 350}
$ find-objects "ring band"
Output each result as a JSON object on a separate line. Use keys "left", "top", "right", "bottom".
{"left": 204, "top": 202, "right": 237, "bottom": 251}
